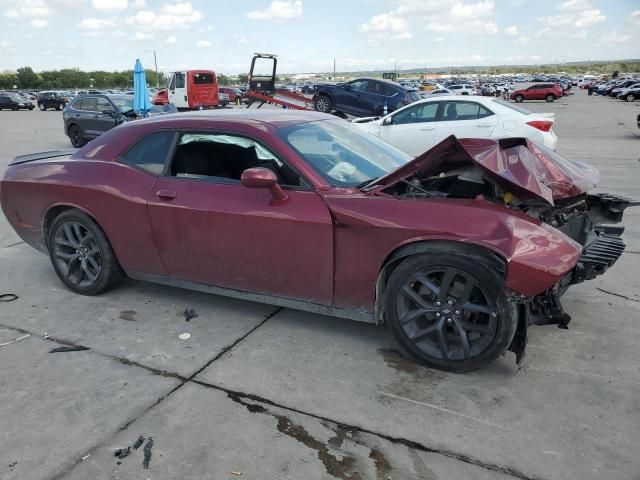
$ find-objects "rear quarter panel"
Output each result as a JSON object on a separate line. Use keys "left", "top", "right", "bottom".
{"left": 1, "top": 159, "right": 167, "bottom": 276}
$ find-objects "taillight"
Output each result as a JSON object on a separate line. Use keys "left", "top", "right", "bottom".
{"left": 526, "top": 120, "right": 553, "bottom": 132}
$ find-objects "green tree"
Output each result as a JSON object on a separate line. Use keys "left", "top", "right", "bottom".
{"left": 16, "top": 66, "right": 41, "bottom": 89}
{"left": 237, "top": 73, "right": 249, "bottom": 84}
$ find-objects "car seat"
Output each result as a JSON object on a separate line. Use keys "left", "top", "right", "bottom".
{"left": 445, "top": 103, "right": 458, "bottom": 121}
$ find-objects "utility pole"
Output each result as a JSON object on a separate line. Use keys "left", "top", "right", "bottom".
{"left": 153, "top": 50, "right": 159, "bottom": 88}
{"left": 333, "top": 58, "right": 336, "bottom": 80}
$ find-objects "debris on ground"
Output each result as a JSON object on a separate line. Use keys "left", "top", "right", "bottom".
{"left": 43, "top": 332, "right": 50, "bottom": 339}
{"left": 0, "top": 293, "right": 19, "bottom": 302}
{"left": 143, "top": 437, "right": 154, "bottom": 469}
{"left": 231, "top": 470, "right": 242, "bottom": 476}
{"left": 49, "top": 345, "right": 90, "bottom": 353}
{"left": 184, "top": 307, "right": 198, "bottom": 322}
{"left": 8, "top": 460, "right": 18, "bottom": 468}
{"left": 81, "top": 454, "right": 91, "bottom": 461}
{"left": 132, "top": 435, "right": 145, "bottom": 450}
{"left": 114, "top": 446, "right": 132, "bottom": 459}
{"left": 178, "top": 333, "right": 191, "bottom": 340}
{"left": 0, "top": 333, "right": 30, "bottom": 349}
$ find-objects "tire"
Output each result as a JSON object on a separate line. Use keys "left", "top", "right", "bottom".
{"left": 384, "top": 253, "right": 518, "bottom": 372}
{"left": 38, "top": 103, "right": 46, "bottom": 111}
{"left": 68, "top": 124, "right": 87, "bottom": 148}
{"left": 58, "top": 103, "right": 65, "bottom": 111}
{"left": 626, "top": 94, "right": 635, "bottom": 102}
{"left": 514, "top": 94, "right": 524, "bottom": 103}
{"left": 314, "top": 94, "right": 332, "bottom": 113}
{"left": 545, "top": 94, "right": 555, "bottom": 103}
{"left": 48, "top": 209, "right": 124, "bottom": 296}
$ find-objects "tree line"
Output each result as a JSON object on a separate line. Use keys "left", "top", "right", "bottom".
{"left": 0, "top": 67, "right": 247, "bottom": 91}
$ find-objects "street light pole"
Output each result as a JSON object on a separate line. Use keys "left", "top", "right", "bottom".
{"left": 153, "top": 50, "right": 159, "bottom": 88}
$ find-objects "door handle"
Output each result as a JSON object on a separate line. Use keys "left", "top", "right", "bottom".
{"left": 477, "top": 123, "right": 492, "bottom": 127}
{"left": 420, "top": 126, "right": 435, "bottom": 131}
{"left": 156, "top": 190, "right": 176, "bottom": 199}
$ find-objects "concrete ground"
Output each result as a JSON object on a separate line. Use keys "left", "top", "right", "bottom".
{"left": 1, "top": 90, "right": 639, "bottom": 480}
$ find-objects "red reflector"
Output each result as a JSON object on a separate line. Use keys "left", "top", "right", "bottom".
{"left": 526, "top": 120, "right": 553, "bottom": 132}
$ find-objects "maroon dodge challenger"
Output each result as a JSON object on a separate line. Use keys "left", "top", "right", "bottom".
{"left": 0, "top": 110, "right": 634, "bottom": 371}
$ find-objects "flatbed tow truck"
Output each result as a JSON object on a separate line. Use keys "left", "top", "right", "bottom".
{"left": 244, "top": 53, "right": 315, "bottom": 111}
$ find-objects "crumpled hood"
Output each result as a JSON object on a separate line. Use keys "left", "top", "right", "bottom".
{"left": 365, "top": 136, "right": 599, "bottom": 205}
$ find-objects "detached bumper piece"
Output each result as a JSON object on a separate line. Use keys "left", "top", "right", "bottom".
{"left": 573, "top": 225, "right": 625, "bottom": 284}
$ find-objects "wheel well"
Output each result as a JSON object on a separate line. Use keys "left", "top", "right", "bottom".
{"left": 43, "top": 205, "right": 101, "bottom": 249}
{"left": 374, "top": 240, "right": 507, "bottom": 323}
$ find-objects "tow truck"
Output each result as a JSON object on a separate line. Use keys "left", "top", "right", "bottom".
{"left": 244, "top": 53, "right": 315, "bottom": 111}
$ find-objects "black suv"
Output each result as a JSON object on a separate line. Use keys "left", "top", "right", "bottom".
{"left": 63, "top": 94, "right": 177, "bottom": 147}
{"left": 37, "top": 91, "right": 70, "bottom": 111}
{"left": 313, "top": 78, "right": 420, "bottom": 117}
{"left": 0, "top": 92, "right": 35, "bottom": 110}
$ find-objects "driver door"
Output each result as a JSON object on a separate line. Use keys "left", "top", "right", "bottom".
{"left": 379, "top": 102, "right": 441, "bottom": 157}
{"left": 335, "top": 80, "right": 369, "bottom": 116}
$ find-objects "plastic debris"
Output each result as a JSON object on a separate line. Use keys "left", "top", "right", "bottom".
{"left": 81, "top": 454, "right": 91, "bottom": 461}
{"left": 231, "top": 471, "right": 242, "bottom": 476}
{"left": 0, "top": 294, "right": 18, "bottom": 302}
{"left": 133, "top": 435, "right": 145, "bottom": 450}
{"left": 178, "top": 333, "right": 191, "bottom": 340}
{"left": 43, "top": 332, "right": 50, "bottom": 339}
{"left": 184, "top": 307, "right": 198, "bottom": 322}
{"left": 143, "top": 437, "right": 154, "bottom": 469}
{"left": 0, "top": 334, "right": 30, "bottom": 349}
{"left": 114, "top": 447, "right": 132, "bottom": 459}
{"left": 49, "top": 345, "right": 90, "bottom": 353}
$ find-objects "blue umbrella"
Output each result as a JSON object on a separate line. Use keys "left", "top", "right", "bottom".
{"left": 133, "top": 59, "right": 151, "bottom": 117}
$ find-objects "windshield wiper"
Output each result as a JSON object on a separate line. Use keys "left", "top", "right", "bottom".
{"left": 355, "top": 177, "right": 379, "bottom": 190}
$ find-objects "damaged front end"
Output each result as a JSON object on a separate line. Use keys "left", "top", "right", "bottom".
{"left": 363, "top": 135, "right": 637, "bottom": 364}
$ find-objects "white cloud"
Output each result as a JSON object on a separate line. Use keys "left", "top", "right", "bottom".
{"left": 575, "top": 9, "right": 605, "bottom": 28}
{"left": 395, "top": 0, "right": 455, "bottom": 15}
{"left": 504, "top": 25, "right": 518, "bottom": 35}
{"left": 30, "top": 18, "right": 48, "bottom": 27}
{"left": 196, "top": 40, "right": 211, "bottom": 48}
{"left": 78, "top": 17, "right": 115, "bottom": 29}
{"left": 570, "top": 29, "right": 587, "bottom": 39}
{"left": 631, "top": 10, "right": 640, "bottom": 25}
{"left": 392, "top": 31, "right": 413, "bottom": 40}
{"left": 91, "top": 0, "right": 128, "bottom": 10}
{"left": 557, "top": 0, "right": 591, "bottom": 11}
{"left": 131, "top": 0, "right": 145, "bottom": 7}
{"left": 165, "top": 34, "right": 177, "bottom": 44}
{"left": 359, "top": 12, "right": 409, "bottom": 33}
{"left": 134, "top": 31, "right": 153, "bottom": 40}
{"left": 537, "top": 14, "right": 573, "bottom": 27}
{"left": 450, "top": 1, "right": 494, "bottom": 19}
{"left": 237, "top": 36, "right": 248, "bottom": 45}
{"left": 599, "top": 31, "right": 630, "bottom": 45}
{"left": 4, "top": 0, "right": 50, "bottom": 17}
{"left": 427, "top": 19, "right": 496, "bottom": 34}
{"left": 247, "top": 0, "right": 302, "bottom": 20}
{"left": 126, "top": 3, "right": 203, "bottom": 30}
{"left": 4, "top": 9, "right": 19, "bottom": 17}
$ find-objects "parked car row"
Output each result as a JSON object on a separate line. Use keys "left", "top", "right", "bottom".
{"left": 588, "top": 78, "right": 640, "bottom": 102}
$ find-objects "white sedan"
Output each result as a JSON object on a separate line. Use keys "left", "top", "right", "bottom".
{"left": 352, "top": 95, "right": 557, "bottom": 157}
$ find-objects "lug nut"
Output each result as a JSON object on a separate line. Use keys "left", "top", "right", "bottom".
{"left": 447, "top": 317, "right": 452, "bottom": 323}
{"left": 435, "top": 312, "right": 441, "bottom": 318}
{"left": 435, "top": 301, "right": 441, "bottom": 306}
{"left": 454, "top": 310, "right": 461, "bottom": 315}
{"left": 447, "top": 299, "right": 454, "bottom": 305}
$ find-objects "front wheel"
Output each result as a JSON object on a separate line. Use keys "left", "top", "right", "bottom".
{"left": 384, "top": 253, "right": 517, "bottom": 372}
{"left": 48, "top": 209, "right": 124, "bottom": 295}
{"left": 314, "top": 94, "right": 332, "bottom": 113}
{"left": 626, "top": 94, "right": 635, "bottom": 102}
{"left": 58, "top": 103, "right": 65, "bottom": 111}
{"left": 545, "top": 94, "right": 555, "bottom": 102}
{"left": 38, "top": 103, "right": 46, "bottom": 111}
{"left": 514, "top": 94, "right": 524, "bottom": 103}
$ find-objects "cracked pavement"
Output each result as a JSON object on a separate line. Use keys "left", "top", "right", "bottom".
{"left": 1, "top": 91, "right": 640, "bottom": 480}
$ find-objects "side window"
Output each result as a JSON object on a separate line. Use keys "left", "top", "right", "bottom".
{"left": 80, "top": 97, "right": 98, "bottom": 111}
{"left": 169, "top": 75, "right": 176, "bottom": 90}
{"left": 96, "top": 98, "right": 111, "bottom": 112}
{"left": 169, "top": 133, "right": 305, "bottom": 187}
{"left": 349, "top": 80, "right": 368, "bottom": 92}
{"left": 392, "top": 102, "right": 439, "bottom": 125}
{"left": 175, "top": 73, "right": 185, "bottom": 89}
{"left": 477, "top": 104, "right": 494, "bottom": 119}
{"left": 120, "top": 131, "right": 174, "bottom": 175}
{"left": 366, "top": 81, "right": 384, "bottom": 95}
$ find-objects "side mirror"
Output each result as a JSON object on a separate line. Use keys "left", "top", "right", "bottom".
{"left": 241, "top": 167, "right": 288, "bottom": 203}
{"left": 382, "top": 116, "right": 393, "bottom": 126}
{"left": 102, "top": 109, "right": 116, "bottom": 117}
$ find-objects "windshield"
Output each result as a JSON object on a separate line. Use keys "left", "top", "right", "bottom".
{"left": 278, "top": 120, "right": 411, "bottom": 187}
{"left": 7, "top": 93, "right": 22, "bottom": 101}
{"left": 111, "top": 97, "right": 134, "bottom": 113}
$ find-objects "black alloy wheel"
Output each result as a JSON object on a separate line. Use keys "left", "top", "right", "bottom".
{"left": 68, "top": 125, "right": 86, "bottom": 148}
{"left": 545, "top": 94, "right": 555, "bottom": 102}
{"left": 48, "top": 209, "right": 124, "bottom": 295}
{"left": 385, "top": 253, "right": 517, "bottom": 372}
{"left": 315, "top": 94, "right": 332, "bottom": 113}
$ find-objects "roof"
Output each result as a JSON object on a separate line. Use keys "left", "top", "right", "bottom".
{"left": 134, "top": 109, "right": 334, "bottom": 129}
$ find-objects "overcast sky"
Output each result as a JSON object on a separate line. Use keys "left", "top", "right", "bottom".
{"left": 0, "top": 0, "right": 638, "bottom": 74}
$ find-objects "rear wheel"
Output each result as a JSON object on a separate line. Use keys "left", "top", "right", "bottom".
{"left": 514, "top": 94, "right": 524, "bottom": 103}
{"left": 57, "top": 103, "right": 65, "bottom": 111}
{"left": 48, "top": 209, "right": 124, "bottom": 296}
{"left": 38, "top": 103, "right": 46, "bottom": 111}
{"left": 545, "top": 94, "right": 555, "bottom": 102}
{"left": 68, "top": 125, "right": 86, "bottom": 148}
{"left": 384, "top": 253, "right": 517, "bottom": 372}
{"left": 626, "top": 94, "right": 635, "bottom": 102}
{"left": 314, "top": 94, "right": 332, "bottom": 113}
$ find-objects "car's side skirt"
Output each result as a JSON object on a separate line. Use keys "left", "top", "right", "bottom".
{"left": 126, "top": 271, "right": 376, "bottom": 324}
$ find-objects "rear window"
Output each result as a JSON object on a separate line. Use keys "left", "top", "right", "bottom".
{"left": 120, "top": 131, "right": 174, "bottom": 175}
{"left": 193, "top": 73, "right": 214, "bottom": 85}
